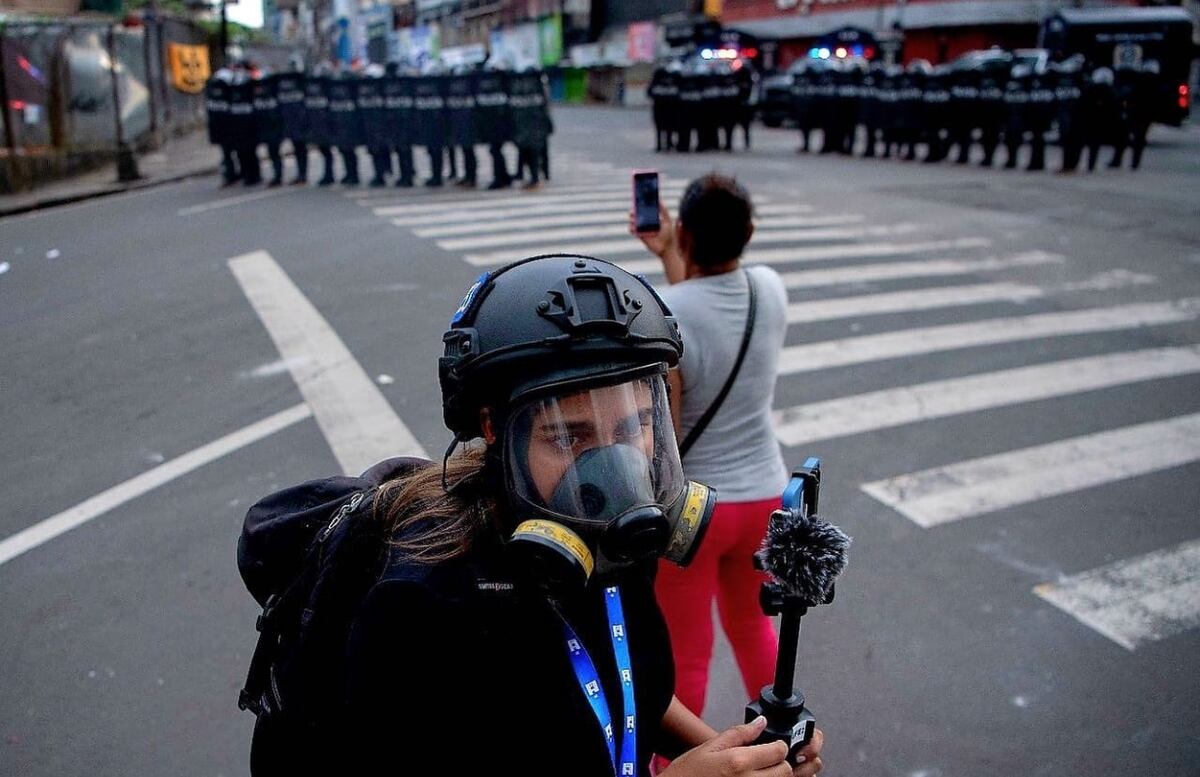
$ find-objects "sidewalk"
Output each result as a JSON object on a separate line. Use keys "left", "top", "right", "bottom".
{"left": 0, "top": 131, "right": 221, "bottom": 218}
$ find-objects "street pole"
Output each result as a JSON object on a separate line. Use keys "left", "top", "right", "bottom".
{"left": 219, "top": 0, "right": 229, "bottom": 68}
{"left": 0, "top": 33, "right": 21, "bottom": 189}
{"left": 108, "top": 25, "right": 143, "bottom": 182}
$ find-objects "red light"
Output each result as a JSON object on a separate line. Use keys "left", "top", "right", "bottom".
{"left": 864, "top": 46, "right": 876, "bottom": 59}
{"left": 9, "top": 100, "right": 26, "bottom": 110}
{"left": 1181, "top": 97, "right": 1190, "bottom": 110}
{"left": 1180, "top": 84, "right": 1189, "bottom": 96}
{"left": 741, "top": 47, "right": 758, "bottom": 59}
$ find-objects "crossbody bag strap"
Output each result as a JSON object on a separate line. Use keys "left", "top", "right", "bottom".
{"left": 678, "top": 268, "right": 758, "bottom": 459}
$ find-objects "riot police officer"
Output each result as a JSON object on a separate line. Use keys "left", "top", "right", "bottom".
{"left": 474, "top": 65, "right": 513, "bottom": 189}
{"left": 898, "top": 60, "right": 930, "bottom": 161}
{"left": 205, "top": 68, "right": 239, "bottom": 186}
{"left": 1113, "top": 60, "right": 1156, "bottom": 170}
{"left": 508, "top": 68, "right": 551, "bottom": 188}
{"left": 1051, "top": 56, "right": 1086, "bottom": 173}
{"left": 860, "top": 61, "right": 885, "bottom": 158}
{"left": 947, "top": 64, "right": 982, "bottom": 164}
{"left": 228, "top": 67, "right": 262, "bottom": 186}
{"left": 304, "top": 69, "right": 336, "bottom": 186}
{"left": 1025, "top": 65, "right": 1055, "bottom": 171}
{"left": 273, "top": 69, "right": 309, "bottom": 185}
{"left": 382, "top": 66, "right": 416, "bottom": 188}
{"left": 446, "top": 68, "right": 479, "bottom": 187}
{"left": 921, "top": 65, "right": 952, "bottom": 163}
{"left": 1079, "top": 66, "right": 1119, "bottom": 172}
{"left": 252, "top": 70, "right": 285, "bottom": 187}
{"left": 356, "top": 67, "right": 391, "bottom": 187}
{"left": 976, "top": 59, "right": 1008, "bottom": 167}
{"left": 648, "top": 64, "right": 680, "bottom": 152}
{"left": 791, "top": 61, "right": 817, "bottom": 153}
{"left": 327, "top": 72, "right": 363, "bottom": 186}
{"left": 1002, "top": 63, "right": 1033, "bottom": 170}
{"left": 412, "top": 72, "right": 448, "bottom": 186}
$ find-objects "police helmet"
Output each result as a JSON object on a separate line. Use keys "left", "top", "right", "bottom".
{"left": 1091, "top": 67, "right": 1114, "bottom": 86}
{"left": 906, "top": 59, "right": 932, "bottom": 76}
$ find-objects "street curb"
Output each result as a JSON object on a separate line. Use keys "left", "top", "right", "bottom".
{"left": 0, "top": 163, "right": 219, "bottom": 219}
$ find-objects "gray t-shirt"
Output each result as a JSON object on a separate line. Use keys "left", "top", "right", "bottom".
{"left": 657, "top": 265, "right": 790, "bottom": 502}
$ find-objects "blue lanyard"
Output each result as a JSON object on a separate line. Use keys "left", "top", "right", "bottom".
{"left": 559, "top": 586, "right": 638, "bottom": 777}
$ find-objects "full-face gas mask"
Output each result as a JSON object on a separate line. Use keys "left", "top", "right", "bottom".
{"left": 502, "top": 369, "right": 715, "bottom": 589}
{"left": 439, "top": 254, "right": 718, "bottom": 591}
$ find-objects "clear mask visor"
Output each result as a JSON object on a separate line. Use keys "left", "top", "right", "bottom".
{"left": 505, "top": 375, "right": 684, "bottom": 527}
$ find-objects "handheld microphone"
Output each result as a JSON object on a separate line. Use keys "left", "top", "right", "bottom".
{"left": 745, "top": 457, "right": 850, "bottom": 764}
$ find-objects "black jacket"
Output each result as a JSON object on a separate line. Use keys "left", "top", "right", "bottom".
{"left": 341, "top": 537, "right": 675, "bottom": 776}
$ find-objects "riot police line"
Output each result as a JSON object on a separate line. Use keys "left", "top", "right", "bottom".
{"left": 204, "top": 63, "right": 554, "bottom": 190}
{"left": 651, "top": 53, "right": 1163, "bottom": 172}
{"left": 647, "top": 62, "right": 759, "bottom": 153}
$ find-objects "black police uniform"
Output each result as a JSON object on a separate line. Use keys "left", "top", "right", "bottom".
{"left": 446, "top": 71, "right": 479, "bottom": 186}
{"left": 509, "top": 71, "right": 551, "bottom": 184}
{"left": 1025, "top": 74, "right": 1056, "bottom": 171}
{"left": 205, "top": 76, "right": 238, "bottom": 184}
{"left": 303, "top": 75, "right": 336, "bottom": 185}
{"left": 1079, "top": 71, "right": 1119, "bottom": 172}
{"left": 328, "top": 75, "right": 364, "bottom": 185}
{"left": 675, "top": 72, "right": 703, "bottom": 153}
{"left": 356, "top": 75, "right": 391, "bottom": 186}
{"left": 274, "top": 72, "right": 309, "bottom": 184}
{"left": 474, "top": 69, "right": 513, "bottom": 189}
{"left": 228, "top": 77, "right": 262, "bottom": 185}
{"left": 382, "top": 74, "right": 416, "bottom": 187}
{"left": 252, "top": 76, "right": 285, "bottom": 186}
{"left": 1113, "top": 66, "right": 1154, "bottom": 170}
{"left": 921, "top": 70, "right": 951, "bottom": 163}
{"left": 648, "top": 67, "right": 679, "bottom": 152}
{"left": 413, "top": 75, "right": 448, "bottom": 186}
{"left": 790, "top": 68, "right": 816, "bottom": 153}
{"left": 813, "top": 67, "right": 838, "bottom": 154}
{"left": 1053, "top": 65, "right": 1085, "bottom": 173}
{"left": 948, "top": 69, "right": 981, "bottom": 164}
{"left": 976, "top": 66, "right": 1006, "bottom": 167}
{"left": 1002, "top": 71, "right": 1031, "bottom": 169}
{"left": 735, "top": 65, "right": 756, "bottom": 150}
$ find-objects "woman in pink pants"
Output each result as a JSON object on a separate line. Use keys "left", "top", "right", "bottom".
{"left": 633, "top": 174, "right": 791, "bottom": 722}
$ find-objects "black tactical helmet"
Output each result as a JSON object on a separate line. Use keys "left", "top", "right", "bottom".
{"left": 439, "top": 254, "right": 684, "bottom": 440}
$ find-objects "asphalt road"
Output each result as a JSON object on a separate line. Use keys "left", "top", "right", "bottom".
{"left": 1, "top": 105, "right": 1198, "bottom": 777}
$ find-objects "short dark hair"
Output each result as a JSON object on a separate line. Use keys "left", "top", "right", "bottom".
{"left": 677, "top": 174, "right": 755, "bottom": 268}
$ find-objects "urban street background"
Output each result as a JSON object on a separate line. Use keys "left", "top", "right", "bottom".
{"left": 2, "top": 103, "right": 1198, "bottom": 776}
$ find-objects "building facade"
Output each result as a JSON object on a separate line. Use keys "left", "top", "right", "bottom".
{"left": 719, "top": 0, "right": 1158, "bottom": 68}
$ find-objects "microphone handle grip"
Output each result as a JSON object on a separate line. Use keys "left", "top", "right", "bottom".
{"left": 772, "top": 606, "right": 802, "bottom": 699}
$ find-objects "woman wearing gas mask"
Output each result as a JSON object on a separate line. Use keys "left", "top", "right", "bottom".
{"left": 239, "top": 255, "right": 823, "bottom": 776}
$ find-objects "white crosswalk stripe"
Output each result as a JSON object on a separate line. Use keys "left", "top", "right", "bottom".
{"left": 345, "top": 154, "right": 1200, "bottom": 650}
{"left": 467, "top": 223, "right": 922, "bottom": 267}
{"left": 777, "top": 297, "right": 1200, "bottom": 375}
{"left": 786, "top": 281, "right": 1044, "bottom": 323}
{"left": 622, "top": 237, "right": 993, "bottom": 275}
{"left": 861, "top": 412, "right": 1200, "bottom": 528}
{"left": 392, "top": 199, "right": 810, "bottom": 227}
{"left": 777, "top": 251, "right": 1064, "bottom": 289}
{"left": 439, "top": 214, "right": 866, "bottom": 252}
{"left": 774, "top": 344, "right": 1200, "bottom": 447}
{"left": 1033, "top": 539, "right": 1200, "bottom": 651}
{"left": 412, "top": 203, "right": 818, "bottom": 238}
{"left": 372, "top": 186, "right": 689, "bottom": 216}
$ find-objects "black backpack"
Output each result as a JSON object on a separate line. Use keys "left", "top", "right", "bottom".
{"left": 236, "top": 456, "right": 431, "bottom": 768}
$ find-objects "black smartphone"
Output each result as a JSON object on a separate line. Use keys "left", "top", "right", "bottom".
{"left": 632, "top": 170, "right": 661, "bottom": 233}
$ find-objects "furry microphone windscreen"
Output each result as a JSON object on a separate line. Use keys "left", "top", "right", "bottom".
{"left": 757, "top": 508, "right": 851, "bottom": 606}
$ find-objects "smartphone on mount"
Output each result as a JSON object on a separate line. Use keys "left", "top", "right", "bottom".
{"left": 632, "top": 170, "right": 661, "bottom": 233}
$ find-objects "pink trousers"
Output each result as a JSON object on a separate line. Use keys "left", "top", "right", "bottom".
{"left": 655, "top": 496, "right": 780, "bottom": 717}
